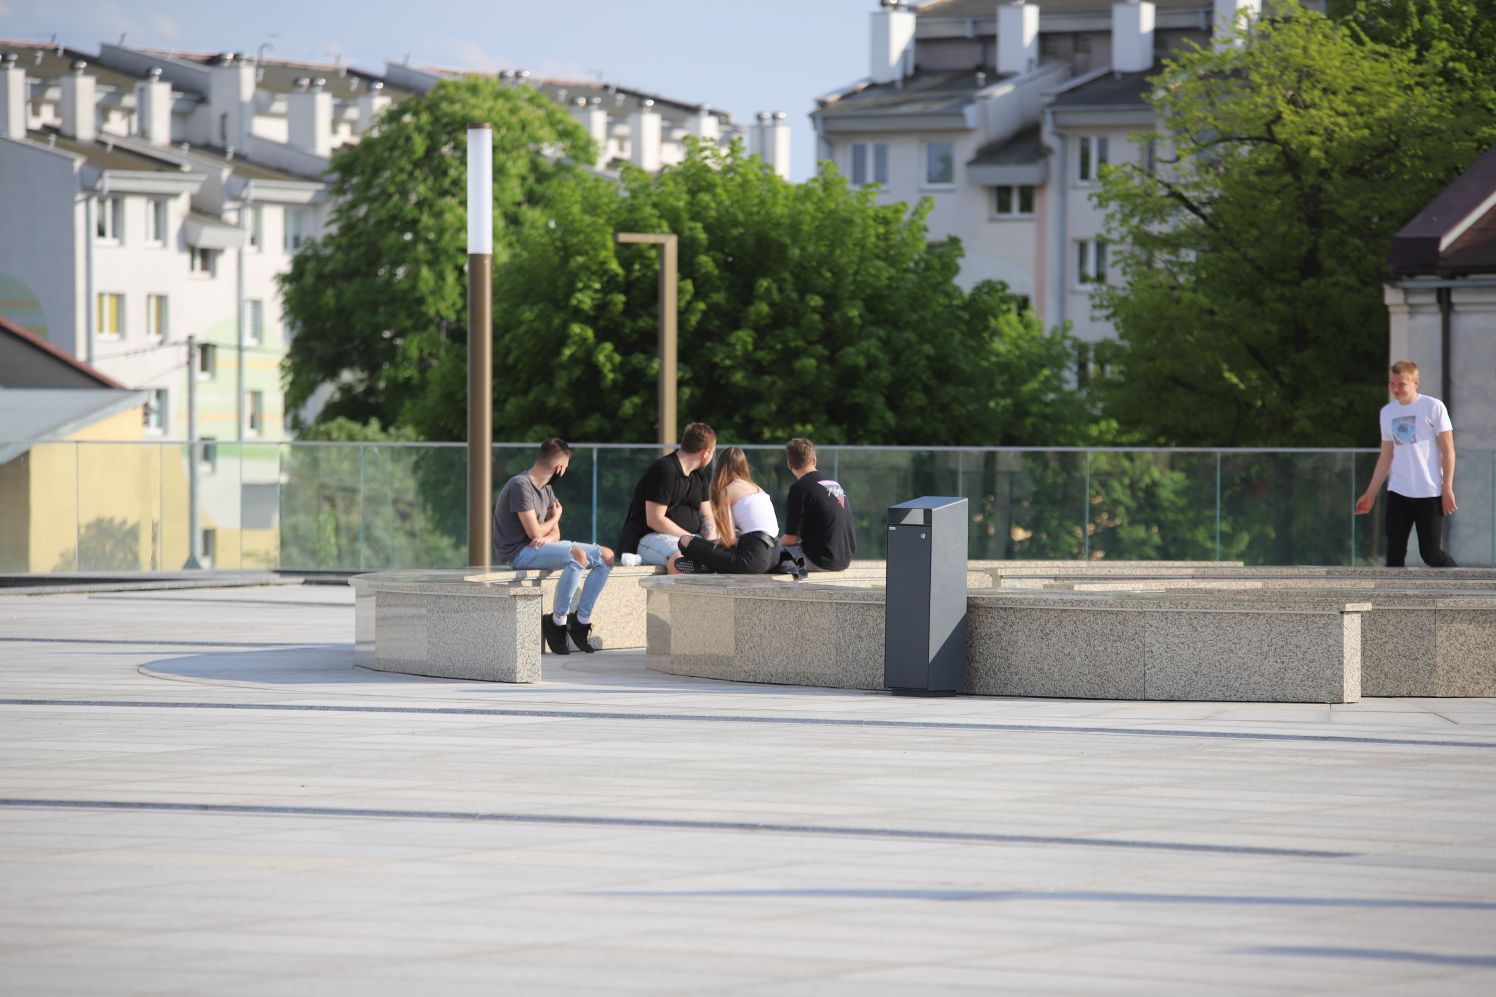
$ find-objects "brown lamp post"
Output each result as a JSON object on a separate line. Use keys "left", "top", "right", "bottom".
{"left": 467, "top": 124, "right": 493, "bottom": 567}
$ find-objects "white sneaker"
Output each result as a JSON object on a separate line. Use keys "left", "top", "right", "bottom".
{"left": 620, "top": 553, "right": 642, "bottom": 567}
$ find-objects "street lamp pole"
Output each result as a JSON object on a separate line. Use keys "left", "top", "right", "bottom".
{"left": 467, "top": 123, "right": 493, "bottom": 567}
{"left": 615, "top": 232, "right": 678, "bottom": 452}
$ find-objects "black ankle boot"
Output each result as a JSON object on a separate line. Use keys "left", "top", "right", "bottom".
{"left": 566, "top": 613, "right": 596, "bottom": 653}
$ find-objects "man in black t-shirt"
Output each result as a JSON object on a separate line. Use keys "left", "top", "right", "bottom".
{"left": 617, "top": 423, "right": 718, "bottom": 572}
{"left": 773, "top": 437, "right": 855, "bottom": 573}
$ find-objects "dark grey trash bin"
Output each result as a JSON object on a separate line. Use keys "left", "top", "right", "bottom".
{"left": 883, "top": 496, "right": 967, "bottom": 696}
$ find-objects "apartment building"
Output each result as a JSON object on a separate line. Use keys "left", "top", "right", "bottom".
{"left": 812, "top": 0, "right": 1261, "bottom": 348}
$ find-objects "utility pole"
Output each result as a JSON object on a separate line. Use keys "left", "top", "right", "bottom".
{"left": 614, "top": 232, "right": 678, "bottom": 452}
{"left": 184, "top": 335, "right": 202, "bottom": 570}
{"left": 467, "top": 123, "right": 493, "bottom": 567}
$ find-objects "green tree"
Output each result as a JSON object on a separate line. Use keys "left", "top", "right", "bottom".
{"left": 1329, "top": 0, "right": 1496, "bottom": 139}
{"left": 475, "top": 141, "right": 1089, "bottom": 447}
{"left": 279, "top": 76, "right": 594, "bottom": 432}
{"left": 1093, "top": 4, "right": 1474, "bottom": 447}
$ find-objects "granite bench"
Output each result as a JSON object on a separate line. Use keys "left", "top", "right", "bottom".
{"left": 350, "top": 564, "right": 666, "bottom": 682}
{"left": 641, "top": 576, "right": 1369, "bottom": 703}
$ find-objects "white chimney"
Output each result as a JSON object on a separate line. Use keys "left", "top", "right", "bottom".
{"left": 135, "top": 67, "right": 172, "bottom": 145}
{"left": 870, "top": 0, "right": 916, "bottom": 84}
{"left": 573, "top": 96, "right": 609, "bottom": 166}
{"left": 1213, "top": 0, "right": 1261, "bottom": 49}
{"left": 60, "top": 60, "right": 96, "bottom": 143}
{"left": 997, "top": 3, "right": 1040, "bottom": 76}
{"left": 1112, "top": 1, "right": 1155, "bottom": 73}
{"left": 0, "top": 53, "right": 26, "bottom": 140}
{"left": 751, "top": 112, "right": 790, "bottom": 180}
{"left": 356, "top": 80, "right": 390, "bottom": 136}
{"left": 630, "top": 98, "right": 661, "bottom": 171}
{"left": 208, "top": 52, "right": 254, "bottom": 149}
{"left": 687, "top": 105, "right": 719, "bottom": 144}
{"left": 288, "top": 77, "right": 332, "bottom": 157}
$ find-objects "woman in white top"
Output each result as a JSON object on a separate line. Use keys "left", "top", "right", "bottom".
{"left": 674, "top": 446, "right": 780, "bottom": 574}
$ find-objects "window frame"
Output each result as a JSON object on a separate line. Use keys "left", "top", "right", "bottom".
{"left": 284, "top": 206, "right": 310, "bottom": 252}
{"left": 144, "top": 388, "right": 167, "bottom": 435}
{"left": 246, "top": 390, "right": 264, "bottom": 438}
{"left": 188, "top": 247, "right": 216, "bottom": 276}
{"left": 246, "top": 205, "right": 263, "bottom": 252}
{"left": 992, "top": 184, "right": 1036, "bottom": 219}
{"left": 145, "top": 198, "right": 168, "bottom": 247}
{"left": 95, "top": 292, "right": 124, "bottom": 339}
{"left": 145, "top": 293, "right": 168, "bottom": 342}
{"left": 922, "top": 140, "right": 956, "bottom": 188}
{"left": 244, "top": 299, "right": 263, "bottom": 347}
{"left": 1075, "top": 238, "right": 1110, "bottom": 287}
{"left": 196, "top": 342, "right": 217, "bottom": 381}
{"left": 1076, "top": 135, "right": 1109, "bottom": 185}
{"left": 95, "top": 196, "right": 124, "bottom": 243}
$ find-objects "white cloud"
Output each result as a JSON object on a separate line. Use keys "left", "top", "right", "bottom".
{"left": 426, "top": 36, "right": 511, "bottom": 73}
{"left": 0, "top": 2, "right": 14, "bottom": 18}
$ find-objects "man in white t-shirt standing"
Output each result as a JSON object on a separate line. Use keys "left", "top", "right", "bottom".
{"left": 1354, "top": 360, "right": 1458, "bottom": 567}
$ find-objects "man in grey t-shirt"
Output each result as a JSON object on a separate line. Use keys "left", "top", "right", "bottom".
{"left": 493, "top": 438, "right": 613, "bottom": 654}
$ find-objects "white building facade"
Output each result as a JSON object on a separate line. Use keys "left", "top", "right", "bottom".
{"left": 812, "top": 0, "right": 1261, "bottom": 352}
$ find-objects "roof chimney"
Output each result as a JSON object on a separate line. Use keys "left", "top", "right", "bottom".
{"left": 356, "top": 79, "right": 389, "bottom": 136}
{"left": 1, "top": 52, "right": 26, "bottom": 140}
{"left": 997, "top": 3, "right": 1039, "bottom": 76}
{"left": 687, "top": 104, "right": 719, "bottom": 144}
{"left": 630, "top": 98, "right": 660, "bottom": 171}
{"left": 573, "top": 95, "right": 609, "bottom": 167}
{"left": 287, "top": 76, "right": 332, "bottom": 157}
{"left": 60, "top": 59, "right": 96, "bottom": 143}
{"left": 870, "top": 0, "right": 916, "bottom": 85}
{"left": 136, "top": 66, "right": 172, "bottom": 145}
{"left": 761, "top": 111, "right": 790, "bottom": 180}
{"left": 1213, "top": 0, "right": 1261, "bottom": 50}
{"left": 208, "top": 51, "right": 254, "bottom": 149}
{"left": 1112, "top": 1, "right": 1155, "bottom": 73}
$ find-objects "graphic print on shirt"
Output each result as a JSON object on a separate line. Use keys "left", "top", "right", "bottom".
{"left": 819, "top": 479, "right": 847, "bottom": 508}
{"left": 1391, "top": 416, "right": 1417, "bottom": 446}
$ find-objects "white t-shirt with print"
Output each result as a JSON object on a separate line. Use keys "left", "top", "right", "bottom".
{"left": 1379, "top": 394, "right": 1453, "bottom": 499}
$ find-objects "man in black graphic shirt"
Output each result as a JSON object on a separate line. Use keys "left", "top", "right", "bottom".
{"left": 773, "top": 437, "right": 855, "bottom": 573}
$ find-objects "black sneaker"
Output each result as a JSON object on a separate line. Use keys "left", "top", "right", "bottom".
{"left": 673, "top": 557, "right": 703, "bottom": 574}
{"left": 541, "top": 613, "right": 570, "bottom": 655}
{"left": 566, "top": 613, "right": 596, "bottom": 653}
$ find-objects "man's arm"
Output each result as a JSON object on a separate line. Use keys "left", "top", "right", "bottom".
{"left": 1354, "top": 441, "right": 1394, "bottom": 515}
{"left": 1438, "top": 430, "right": 1457, "bottom": 515}
{"left": 645, "top": 501, "right": 690, "bottom": 538}
{"left": 516, "top": 508, "right": 560, "bottom": 547}
{"left": 698, "top": 500, "right": 718, "bottom": 541}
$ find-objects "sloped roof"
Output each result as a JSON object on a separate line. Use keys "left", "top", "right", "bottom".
{"left": 1389, "top": 143, "right": 1496, "bottom": 278}
{"left": 28, "top": 125, "right": 192, "bottom": 173}
{"left": 968, "top": 124, "right": 1044, "bottom": 166}
{"left": 1050, "top": 68, "right": 1154, "bottom": 109}
{"left": 0, "top": 40, "right": 141, "bottom": 91}
{"left": 0, "top": 388, "right": 147, "bottom": 463}
{"left": 917, "top": 0, "right": 1209, "bottom": 17}
{"left": 816, "top": 71, "right": 989, "bottom": 120}
{"left": 0, "top": 315, "right": 123, "bottom": 390}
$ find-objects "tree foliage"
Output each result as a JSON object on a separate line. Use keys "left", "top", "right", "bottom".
{"left": 1093, "top": 4, "right": 1478, "bottom": 445}
{"left": 477, "top": 141, "right": 1089, "bottom": 447}
{"left": 279, "top": 76, "right": 594, "bottom": 430}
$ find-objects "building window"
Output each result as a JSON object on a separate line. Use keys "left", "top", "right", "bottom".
{"left": 1077, "top": 136, "right": 1109, "bottom": 184}
{"left": 198, "top": 437, "right": 218, "bottom": 473}
{"left": 96, "top": 292, "right": 124, "bottom": 339}
{"left": 924, "top": 141, "right": 955, "bottom": 186}
{"left": 851, "top": 142, "right": 889, "bottom": 186}
{"left": 246, "top": 390, "right": 264, "bottom": 437}
{"left": 145, "top": 294, "right": 168, "bottom": 341}
{"left": 145, "top": 198, "right": 168, "bottom": 246}
{"left": 1076, "top": 239, "right": 1109, "bottom": 285}
{"left": 283, "top": 317, "right": 298, "bottom": 346}
{"left": 95, "top": 196, "right": 124, "bottom": 242}
{"left": 284, "top": 207, "right": 311, "bottom": 252}
{"left": 246, "top": 205, "right": 263, "bottom": 251}
{"left": 201, "top": 527, "right": 216, "bottom": 565}
{"left": 144, "top": 389, "right": 167, "bottom": 435}
{"left": 993, "top": 185, "right": 1035, "bottom": 218}
{"left": 245, "top": 299, "right": 263, "bottom": 346}
{"left": 196, "top": 342, "right": 216, "bottom": 380}
{"left": 189, "top": 247, "right": 216, "bottom": 276}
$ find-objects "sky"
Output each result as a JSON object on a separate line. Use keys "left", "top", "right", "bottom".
{"left": 3, "top": 0, "right": 881, "bottom": 181}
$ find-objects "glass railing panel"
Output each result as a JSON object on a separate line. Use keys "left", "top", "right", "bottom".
{"left": 1086, "top": 451, "right": 1219, "bottom": 562}
{"left": 0, "top": 442, "right": 78, "bottom": 573}
{"left": 361, "top": 443, "right": 466, "bottom": 570}
{"left": 73, "top": 442, "right": 162, "bottom": 571}
{"left": 1218, "top": 451, "right": 1358, "bottom": 566}
{"left": 278, "top": 442, "right": 363, "bottom": 571}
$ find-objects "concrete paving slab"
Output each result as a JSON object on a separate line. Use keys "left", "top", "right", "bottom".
{"left": 2, "top": 584, "right": 1495, "bottom": 993}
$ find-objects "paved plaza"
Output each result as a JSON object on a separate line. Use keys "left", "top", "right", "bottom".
{"left": 2, "top": 583, "right": 1496, "bottom": 995}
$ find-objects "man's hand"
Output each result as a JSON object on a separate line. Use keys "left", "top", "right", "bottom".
{"left": 545, "top": 501, "right": 563, "bottom": 523}
{"left": 529, "top": 535, "right": 548, "bottom": 548}
{"left": 1354, "top": 493, "right": 1374, "bottom": 516}
{"left": 1443, "top": 488, "right": 1458, "bottom": 516}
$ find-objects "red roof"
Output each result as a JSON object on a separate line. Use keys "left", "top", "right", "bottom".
{"left": 0, "top": 315, "right": 125, "bottom": 388}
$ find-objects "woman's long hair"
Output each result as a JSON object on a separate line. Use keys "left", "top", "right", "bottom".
{"left": 709, "top": 446, "right": 755, "bottom": 548}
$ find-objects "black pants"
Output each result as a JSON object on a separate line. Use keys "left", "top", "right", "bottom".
{"left": 1386, "top": 491, "right": 1457, "bottom": 568}
{"left": 679, "top": 532, "right": 777, "bottom": 574}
